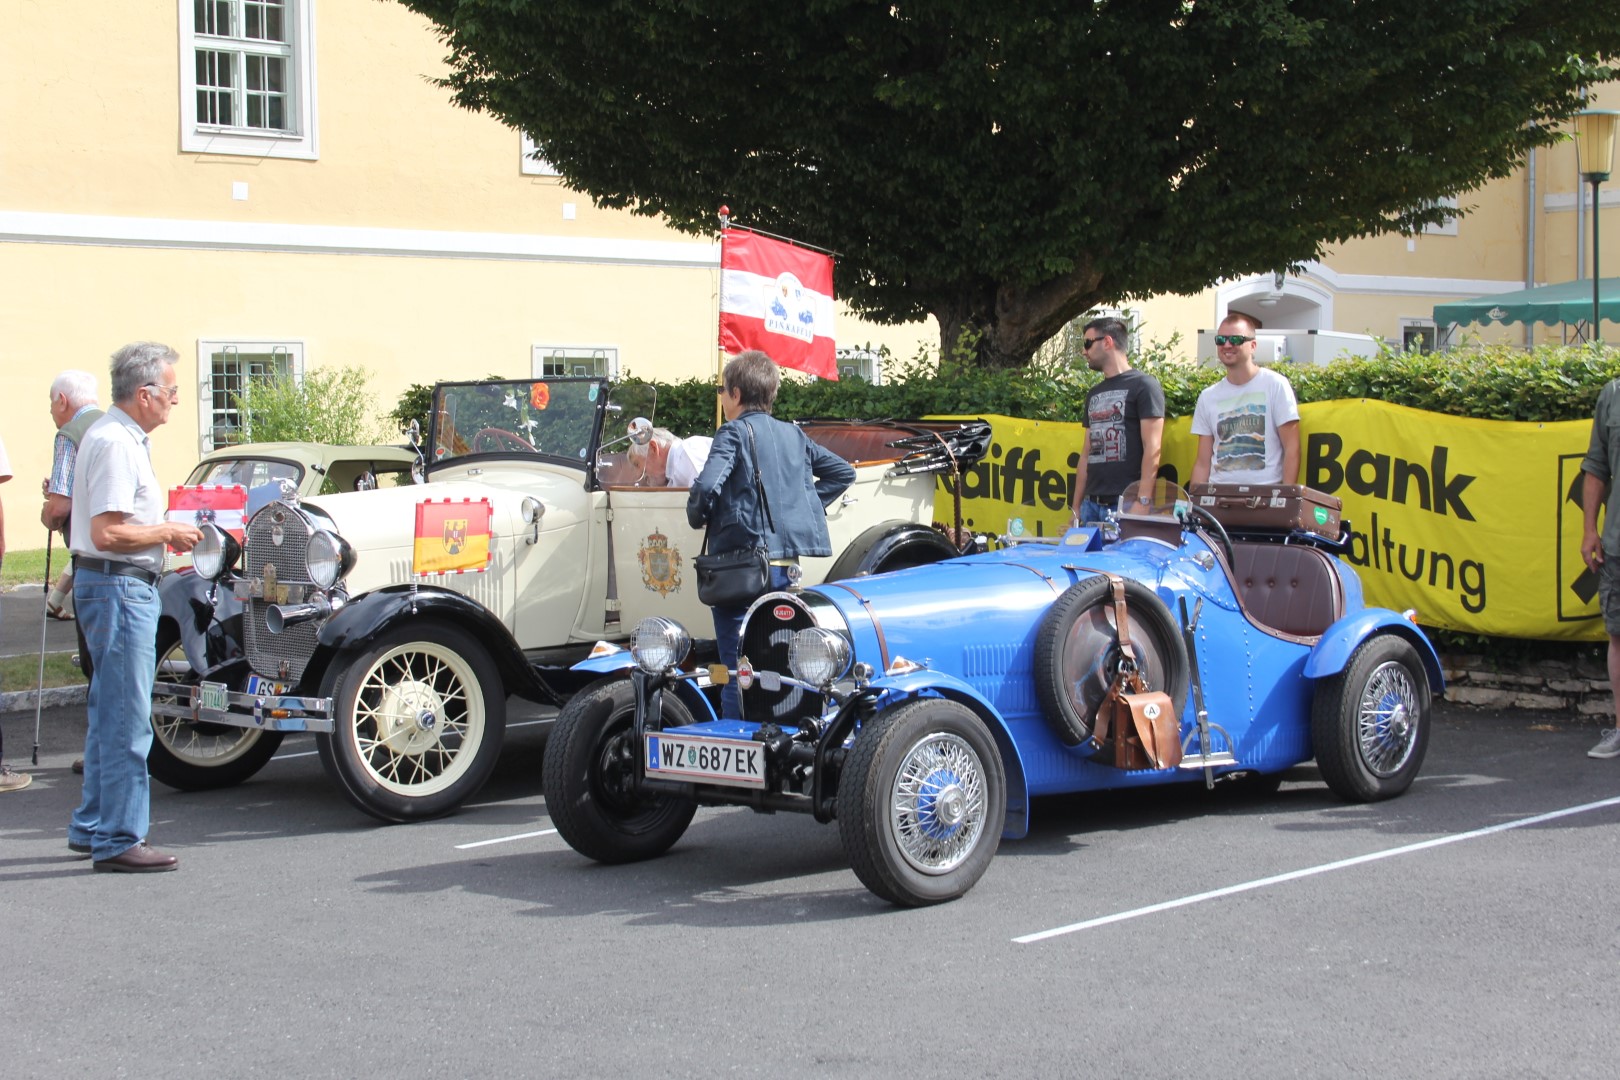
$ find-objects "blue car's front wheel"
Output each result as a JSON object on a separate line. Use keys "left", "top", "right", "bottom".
{"left": 1311, "top": 634, "right": 1431, "bottom": 801}
{"left": 838, "top": 699, "right": 1006, "bottom": 906}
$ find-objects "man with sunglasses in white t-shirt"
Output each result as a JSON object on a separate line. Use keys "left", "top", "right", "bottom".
{"left": 1190, "top": 312, "right": 1300, "bottom": 487}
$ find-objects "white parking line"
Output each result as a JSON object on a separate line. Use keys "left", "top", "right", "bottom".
{"left": 1014, "top": 794, "right": 1620, "bottom": 945}
{"left": 455, "top": 828, "right": 557, "bottom": 850}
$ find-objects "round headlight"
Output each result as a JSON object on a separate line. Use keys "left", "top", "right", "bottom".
{"left": 630, "top": 617, "right": 690, "bottom": 673}
{"left": 788, "top": 627, "right": 852, "bottom": 687}
{"left": 306, "top": 528, "right": 354, "bottom": 590}
{"left": 191, "top": 523, "right": 239, "bottom": 581}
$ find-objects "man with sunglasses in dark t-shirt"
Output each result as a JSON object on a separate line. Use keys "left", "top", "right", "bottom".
{"left": 1069, "top": 317, "right": 1165, "bottom": 523}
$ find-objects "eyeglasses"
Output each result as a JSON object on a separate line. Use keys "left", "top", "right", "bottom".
{"left": 716, "top": 385, "right": 728, "bottom": 396}
{"left": 1213, "top": 334, "right": 1255, "bottom": 346}
{"left": 143, "top": 383, "right": 181, "bottom": 401}
{"left": 1083, "top": 337, "right": 1110, "bottom": 350}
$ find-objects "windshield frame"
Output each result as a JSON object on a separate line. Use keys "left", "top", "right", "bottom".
{"left": 425, "top": 377, "right": 612, "bottom": 477}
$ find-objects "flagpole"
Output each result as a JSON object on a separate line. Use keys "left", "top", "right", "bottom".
{"left": 715, "top": 205, "right": 729, "bottom": 429}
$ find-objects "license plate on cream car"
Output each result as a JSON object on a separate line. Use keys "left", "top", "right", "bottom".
{"left": 246, "top": 674, "right": 289, "bottom": 697}
{"left": 645, "top": 733, "right": 765, "bottom": 789}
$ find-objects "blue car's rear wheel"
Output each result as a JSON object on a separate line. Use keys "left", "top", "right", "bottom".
{"left": 838, "top": 699, "right": 1006, "bottom": 906}
{"left": 1311, "top": 634, "right": 1431, "bottom": 801}
{"left": 544, "top": 678, "right": 697, "bottom": 864}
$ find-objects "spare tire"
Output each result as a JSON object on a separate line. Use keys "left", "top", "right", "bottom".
{"left": 1033, "top": 575, "right": 1189, "bottom": 748}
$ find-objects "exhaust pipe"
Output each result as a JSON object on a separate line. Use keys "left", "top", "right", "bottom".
{"left": 267, "top": 593, "right": 341, "bottom": 634}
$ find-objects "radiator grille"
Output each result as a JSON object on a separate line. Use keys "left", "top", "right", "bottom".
{"left": 241, "top": 503, "right": 321, "bottom": 684}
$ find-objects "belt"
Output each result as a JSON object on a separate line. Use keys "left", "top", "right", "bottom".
{"left": 74, "top": 556, "right": 160, "bottom": 586}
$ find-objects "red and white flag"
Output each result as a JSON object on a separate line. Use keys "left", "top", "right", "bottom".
{"left": 167, "top": 484, "right": 248, "bottom": 550}
{"left": 718, "top": 228, "right": 838, "bottom": 380}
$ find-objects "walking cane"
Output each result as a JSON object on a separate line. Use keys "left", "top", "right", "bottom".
{"left": 31, "top": 529, "right": 54, "bottom": 765}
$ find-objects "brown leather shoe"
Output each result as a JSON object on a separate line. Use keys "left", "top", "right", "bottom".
{"left": 93, "top": 842, "right": 178, "bottom": 873}
{"left": 68, "top": 840, "right": 92, "bottom": 858}
{"left": 72, "top": 758, "right": 84, "bottom": 775}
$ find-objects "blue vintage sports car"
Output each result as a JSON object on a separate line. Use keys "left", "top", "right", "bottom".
{"left": 543, "top": 480, "right": 1442, "bottom": 906}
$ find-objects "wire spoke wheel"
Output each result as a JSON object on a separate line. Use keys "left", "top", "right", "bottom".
{"left": 349, "top": 640, "right": 483, "bottom": 797}
{"left": 148, "top": 626, "right": 282, "bottom": 790}
{"left": 889, "top": 732, "right": 988, "bottom": 875}
{"left": 1356, "top": 660, "right": 1421, "bottom": 777}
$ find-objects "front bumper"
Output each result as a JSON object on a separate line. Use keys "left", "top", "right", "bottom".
{"left": 151, "top": 679, "right": 336, "bottom": 733}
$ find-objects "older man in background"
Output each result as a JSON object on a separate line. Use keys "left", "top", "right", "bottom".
{"left": 69, "top": 343, "right": 201, "bottom": 872}
{"left": 42, "top": 369, "right": 104, "bottom": 619}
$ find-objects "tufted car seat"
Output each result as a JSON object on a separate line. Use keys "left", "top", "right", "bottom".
{"left": 1228, "top": 541, "right": 1345, "bottom": 640}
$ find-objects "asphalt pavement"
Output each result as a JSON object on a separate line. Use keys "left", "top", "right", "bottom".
{"left": 0, "top": 587, "right": 83, "bottom": 660}
{"left": 3, "top": 696, "right": 1620, "bottom": 1078}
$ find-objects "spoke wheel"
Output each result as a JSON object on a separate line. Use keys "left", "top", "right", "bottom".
{"left": 1312, "top": 634, "right": 1431, "bottom": 802}
{"left": 148, "top": 625, "right": 282, "bottom": 791}
{"left": 544, "top": 678, "right": 697, "bottom": 864}
{"left": 318, "top": 623, "right": 505, "bottom": 822}
{"left": 839, "top": 699, "right": 1005, "bottom": 906}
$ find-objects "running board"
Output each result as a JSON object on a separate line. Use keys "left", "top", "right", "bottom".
{"left": 1179, "top": 751, "right": 1238, "bottom": 769}
{"left": 1179, "top": 721, "right": 1239, "bottom": 770}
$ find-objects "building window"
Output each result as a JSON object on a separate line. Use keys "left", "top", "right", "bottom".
{"left": 1420, "top": 196, "right": 1459, "bottom": 236}
{"left": 197, "top": 341, "right": 304, "bottom": 452}
{"left": 180, "top": 1, "right": 318, "bottom": 160}
{"left": 1400, "top": 319, "right": 1440, "bottom": 353}
{"left": 521, "top": 134, "right": 561, "bottom": 177}
{"left": 532, "top": 346, "right": 618, "bottom": 379}
{"left": 836, "top": 345, "right": 884, "bottom": 385}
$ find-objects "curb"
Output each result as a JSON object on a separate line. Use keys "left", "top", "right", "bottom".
{"left": 0, "top": 684, "right": 88, "bottom": 714}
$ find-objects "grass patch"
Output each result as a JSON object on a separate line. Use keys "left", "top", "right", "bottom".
{"left": 2, "top": 547, "right": 60, "bottom": 591}
{"left": 0, "top": 652, "right": 87, "bottom": 692}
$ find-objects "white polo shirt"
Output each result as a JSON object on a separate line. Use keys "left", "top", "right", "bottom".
{"left": 69, "top": 405, "right": 166, "bottom": 574}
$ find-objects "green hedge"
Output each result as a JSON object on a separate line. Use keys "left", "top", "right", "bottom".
{"left": 633, "top": 341, "right": 1620, "bottom": 436}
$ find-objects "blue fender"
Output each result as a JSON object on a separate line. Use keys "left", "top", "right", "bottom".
{"left": 865, "top": 668, "right": 1032, "bottom": 840}
{"left": 1303, "top": 608, "right": 1445, "bottom": 691}
{"left": 570, "top": 648, "right": 635, "bottom": 676}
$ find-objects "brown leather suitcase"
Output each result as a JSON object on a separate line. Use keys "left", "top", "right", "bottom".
{"left": 1188, "top": 483, "right": 1342, "bottom": 540}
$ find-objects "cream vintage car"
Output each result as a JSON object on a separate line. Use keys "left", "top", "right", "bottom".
{"left": 150, "top": 377, "right": 988, "bottom": 822}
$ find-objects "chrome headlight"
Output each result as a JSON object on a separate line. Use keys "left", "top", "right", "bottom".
{"left": 630, "top": 617, "right": 690, "bottom": 673}
{"left": 191, "top": 523, "right": 240, "bottom": 582}
{"left": 306, "top": 528, "right": 355, "bottom": 590}
{"left": 788, "top": 627, "right": 851, "bottom": 687}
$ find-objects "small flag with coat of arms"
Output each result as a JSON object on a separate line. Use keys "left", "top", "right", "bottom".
{"left": 413, "top": 498, "right": 493, "bottom": 575}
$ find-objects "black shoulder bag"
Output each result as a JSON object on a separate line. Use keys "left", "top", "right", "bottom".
{"left": 693, "top": 421, "right": 775, "bottom": 607}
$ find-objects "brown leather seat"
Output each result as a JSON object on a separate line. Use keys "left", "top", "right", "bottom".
{"left": 1229, "top": 541, "right": 1344, "bottom": 640}
{"left": 804, "top": 426, "right": 904, "bottom": 465}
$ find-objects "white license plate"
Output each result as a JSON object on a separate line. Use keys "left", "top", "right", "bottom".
{"left": 246, "top": 674, "right": 288, "bottom": 697}
{"left": 197, "top": 681, "right": 230, "bottom": 712}
{"left": 645, "top": 733, "right": 765, "bottom": 789}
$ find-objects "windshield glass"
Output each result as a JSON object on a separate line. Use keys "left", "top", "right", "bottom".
{"left": 430, "top": 379, "right": 607, "bottom": 468}
{"left": 187, "top": 457, "right": 304, "bottom": 490}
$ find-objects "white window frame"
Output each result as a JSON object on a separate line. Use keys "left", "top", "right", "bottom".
{"left": 531, "top": 345, "right": 619, "bottom": 379}
{"left": 179, "top": 0, "right": 319, "bottom": 160}
{"left": 195, "top": 339, "right": 306, "bottom": 453}
{"left": 835, "top": 345, "right": 884, "bottom": 385}
{"left": 1399, "top": 318, "right": 1440, "bottom": 353}
{"left": 520, "top": 134, "right": 561, "bottom": 177}
{"left": 1421, "top": 196, "right": 1459, "bottom": 236}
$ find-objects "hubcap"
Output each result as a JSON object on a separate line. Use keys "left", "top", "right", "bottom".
{"left": 350, "top": 642, "right": 483, "bottom": 796}
{"left": 372, "top": 680, "right": 446, "bottom": 756}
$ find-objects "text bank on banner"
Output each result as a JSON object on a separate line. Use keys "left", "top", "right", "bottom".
{"left": 922, "top": 402, "right": 1599, "bottom": 641}
{"left": 718, "top": 229, "right": 837, "bottom": 379}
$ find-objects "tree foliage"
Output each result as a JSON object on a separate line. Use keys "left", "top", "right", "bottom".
{"left": 400, "top": 0, "right": 1614, "bottom": 367}
{"left": 234, "top": 365, "right": 386, "bottom": 446}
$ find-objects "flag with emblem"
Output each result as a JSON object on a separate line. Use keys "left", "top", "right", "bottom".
{"left": 167, "top": 484, "right": 248, "bottom": 550}
{"left": 413, "top": 498, "right": 493, "bottom": 575}
{"left": 718, "top": 227, "right": 838, "bottom": 379}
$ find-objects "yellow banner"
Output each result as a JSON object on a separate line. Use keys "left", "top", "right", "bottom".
{"left": 929, "top": 402, "right": 1598, "bottom": 641}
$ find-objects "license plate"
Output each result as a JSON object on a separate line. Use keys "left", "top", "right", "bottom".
{"left": 197, "top": 681, "right": 229, "bottom": 712}
{"left": 246, "top": 674, "right": 288, "bottom": 697}
{"left": 645, "top": 733, "right": 765, "bottom": 789}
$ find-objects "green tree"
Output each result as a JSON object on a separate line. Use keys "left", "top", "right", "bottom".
{"left": 400, "top": 0, "right": 1614, "bottom": 368}
{"left": 234, "top": 365, "right": 386, "bottom": 445}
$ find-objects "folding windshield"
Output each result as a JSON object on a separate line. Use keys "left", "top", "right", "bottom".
{"left": 430, "top": 379, "right": 607, "bottom": 468}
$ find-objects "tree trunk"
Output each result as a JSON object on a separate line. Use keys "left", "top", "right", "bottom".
{"left": 933, "top": 266, "right": 1106, "bottom": 369}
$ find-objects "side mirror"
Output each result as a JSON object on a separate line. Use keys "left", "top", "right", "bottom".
{"left": 628, "top": 417, "right": 653, "bottom": 447}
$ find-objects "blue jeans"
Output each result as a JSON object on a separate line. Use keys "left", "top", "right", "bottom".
{"left": 710, "top": 565, "right": 795, "bottom": 720}
{"left": 70, "top": 567, "right": 160, "bottom": 860}
{"left": 1079, "top": 497, "right": 1117, "bottom": 523}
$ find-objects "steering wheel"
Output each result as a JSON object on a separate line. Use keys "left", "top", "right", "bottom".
{"left": 471, "top": 427, "right": 536, "bottom": 453}
{"left": 1183, "top": 503, "right": 1235, "bottom": 567}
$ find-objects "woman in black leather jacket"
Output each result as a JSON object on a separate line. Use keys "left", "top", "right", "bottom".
{"left": 687, "top": 350, "right": 855, "bottom": 719}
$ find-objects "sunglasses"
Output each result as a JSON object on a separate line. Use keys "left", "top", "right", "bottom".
{"left": 1213, "top": 334, "right": 1255, "bottom": 346}
{"left": 1083, "top": 337, "right": 1110, "bottom": 350}
{"left": 143, "top": 383, "right": 181, "bottom": 401}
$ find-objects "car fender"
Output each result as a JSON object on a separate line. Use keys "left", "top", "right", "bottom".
{"left": 158, "top": 568, "right": 244, "bottom": 673}
{"left": 1303, "top": 609, "right": 1445, "bottom": 691}
{"left": 866, "top": 668, "right": 1031, "bottom": 840}
{"left": 300, "top": 584, "right": 553, "bottom": 702}
{"left": 824, "top": 520, "right": 960, "bottom": 580}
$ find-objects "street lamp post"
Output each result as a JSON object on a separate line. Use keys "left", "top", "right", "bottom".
{"left": 1574, "top": 109, "right": 1618, "bottom": 343}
